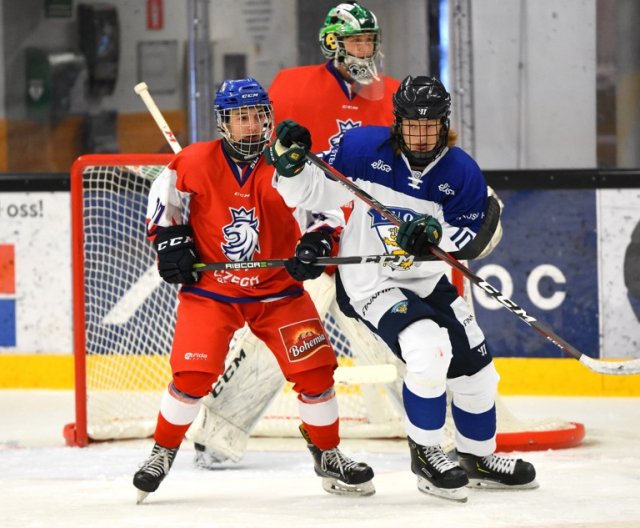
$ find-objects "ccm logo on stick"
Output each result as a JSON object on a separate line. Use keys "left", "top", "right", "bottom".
{"left": 473, "top": 264, "right": 567, "bottom": 311}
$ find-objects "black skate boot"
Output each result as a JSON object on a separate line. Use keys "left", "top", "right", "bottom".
{"left": 409, "top": 437, "right": 469, "bottom": 502}
{"left": 456, "top": 451, "right": 538, "bottom": 489}
{"left": 133, "top": 442, "right": 179, "bottom": 504}
{"left": 300, "top": 425, "right": 375, "bottom": 496}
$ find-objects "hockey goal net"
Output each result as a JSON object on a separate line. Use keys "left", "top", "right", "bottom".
{"left": 64, "top": 154, "right": 585, "bottom": 451}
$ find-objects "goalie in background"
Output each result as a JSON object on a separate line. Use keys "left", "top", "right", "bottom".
{"left": 132, "top": 78, "right": 375, "bottom": 503}
{"left": 191, "top": 0, "right": 400, "bottom": 469}
{"left": 272, "top": 75, "right": 538, "bottom": 502}
{"left": 268, "top": 1, "right": 400, "bottom": 151}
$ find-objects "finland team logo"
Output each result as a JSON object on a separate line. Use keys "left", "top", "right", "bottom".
{"left": 222, "top": 207, "right": 260, "bottom": 262}
{"left": 368, "top": 207, "right": 419, "bottom": 271}
{"left": 329, "top": 118, "right": 362, "bottom": 149}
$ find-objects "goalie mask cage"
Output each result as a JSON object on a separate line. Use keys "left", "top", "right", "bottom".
{"left": 64, "top": 154, "right": 585, "bottom": 451}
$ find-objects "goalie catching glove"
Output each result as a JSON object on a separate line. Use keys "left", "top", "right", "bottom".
{"left": 396, "top": 215, "right": 443, "bottom": 257}
{"left": 285, "top": 230, "right": 334, "bottom": 281}
{"left": 265, "top": 120, "right": 312, "bottom": 177}
{"left": 153, "top": 224, "right": 200, "bottom": 284}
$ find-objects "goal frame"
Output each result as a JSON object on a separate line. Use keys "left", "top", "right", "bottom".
{"left": 65, "top": 154, "right": 173, "bottom": 447}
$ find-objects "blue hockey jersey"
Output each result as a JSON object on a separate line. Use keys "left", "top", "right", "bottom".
{"left": 276, "top": 125, "right": 489, "bottom": 302}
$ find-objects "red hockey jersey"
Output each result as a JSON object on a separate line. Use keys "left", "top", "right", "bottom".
{"left": 147, "top": 140, "right": 303, "bottom": 303}
{"left": 269, "top": 62, "right": 399, "bottom": 152}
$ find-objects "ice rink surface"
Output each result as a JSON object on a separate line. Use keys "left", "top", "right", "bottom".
{"left": 1, "top": 390, "right": 639, "bottom": 528}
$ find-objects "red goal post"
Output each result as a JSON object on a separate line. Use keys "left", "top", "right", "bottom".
{"left": 64, "top": 153, "right": 585, "bottom": 451}
{"left": 65, "top": 154, "right": 173, "bottom": 447}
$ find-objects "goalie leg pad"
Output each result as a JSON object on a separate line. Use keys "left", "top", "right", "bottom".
{"left": 186, "top": 331, "right": 286, "bottom": 465}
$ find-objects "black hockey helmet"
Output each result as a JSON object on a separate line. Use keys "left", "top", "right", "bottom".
{"left": 392, "top": 75, "right": 451, "bottom": 166}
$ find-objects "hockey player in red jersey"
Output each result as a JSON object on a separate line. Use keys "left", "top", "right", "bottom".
{"left": 269, "top": 1, "right": 400, "bottom": 152}
{"left": 132, "top": 78, "right": 375, "bottom": 503}
{"left": 191, "top": 2, "right": 401, "bottom": 468}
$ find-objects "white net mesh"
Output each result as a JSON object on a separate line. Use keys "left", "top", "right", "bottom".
{"left": 79, "top": 163, "right": 174, "bottom": 440}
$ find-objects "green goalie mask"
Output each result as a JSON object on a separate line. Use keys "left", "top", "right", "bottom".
{"left": 318, "top": 2, "right": 381, "bottom": 85}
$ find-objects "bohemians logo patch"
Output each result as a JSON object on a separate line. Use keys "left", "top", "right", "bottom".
{"left": 279, "top": 318, "right": 330, "bottom": 363}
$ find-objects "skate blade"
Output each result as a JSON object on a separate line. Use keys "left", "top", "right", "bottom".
{"left": 321, "top": 477, "right": 376, "bottom": 497}
{"left": 416, "top": 476, "right": 468, "bottom": 503}
{"left": 467, "top": 478, "right": 539, "bottom": 490}
{"left": 136, "top": 490, "right": 150, "bottom": 505}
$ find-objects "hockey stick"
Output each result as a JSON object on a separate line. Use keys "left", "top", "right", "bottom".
{"left": 102, "top": 83, "right": 183, "bottom": 325}
{"left": 134, "top": 82, "right": 182, "bottom": 154}
{"left": 193, "top": 253, "right": 425, "bottom": 272}
{"left": 304, "top": 152, "right": 640, "bottom": 376}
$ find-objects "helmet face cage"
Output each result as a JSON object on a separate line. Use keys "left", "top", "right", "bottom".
{"left": 214, "top": 78, "right": 274, "bottom": 161}
{"left": 392, "top": 75, "right": 451, "bottom": 166}
{"left": 319, "top": 2, "right": 381, "bottom": 84}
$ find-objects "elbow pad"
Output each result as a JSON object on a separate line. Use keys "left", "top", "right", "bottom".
{"left": 450, "top": 194, "right": 503, "bottom": 260}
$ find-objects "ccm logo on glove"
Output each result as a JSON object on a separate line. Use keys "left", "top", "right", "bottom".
{"left": 156, "top": 234, "right": 194, "bottom": 251}
{"left": 153, "top": 224, "right": 200, "bottom": 284}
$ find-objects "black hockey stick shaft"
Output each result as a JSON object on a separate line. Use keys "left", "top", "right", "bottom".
{"left": 305, "top": 152, "right": 640, "bottom": 375}
{"left": 193, "top": 253, "right": 422, "bottom": 272}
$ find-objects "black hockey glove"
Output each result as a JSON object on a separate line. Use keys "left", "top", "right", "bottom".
{"left": 284, "top": 230, "right": 333, "bottom": 281}
{"left": 396, "top": 215, "right": 443, "bottom": 257}
{"left": 153, "top": 224, "right": 200, "bottom": 284}
{"left": 265, "top": 120, "right": 312, "bottom": 177}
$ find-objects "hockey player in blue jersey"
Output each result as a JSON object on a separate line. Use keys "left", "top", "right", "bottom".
{"left": 268, "top": 75, "right": 538, "bottom": 502}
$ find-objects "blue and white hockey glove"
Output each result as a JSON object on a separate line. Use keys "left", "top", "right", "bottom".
{"left": 396, "top": 215, "right": 443, "bottom": 257}
{"left": 265, "top": 120, "right": 311, "bottom": 177}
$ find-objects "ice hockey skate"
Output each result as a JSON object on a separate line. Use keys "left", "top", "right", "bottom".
{"left": 133, "top": 443, "right": 179, "bottom": 504}
{"left": 300, "top": 425, "right": 375, "bottom": 496}
{"left": 456, "top": 451, "right": 538, "bottom": 489}
{"left": 409, "top": 437, "right": 469, "bottom": 502}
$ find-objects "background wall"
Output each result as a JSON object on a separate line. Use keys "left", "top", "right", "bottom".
{"left": 0, "top": 0, "right": 613, "bottom": 171}
{"left": 472, "top": 0, "right": 596, "bottom": 169}
{"left": 0, "top": 1, "right": 638, "bottom": 395}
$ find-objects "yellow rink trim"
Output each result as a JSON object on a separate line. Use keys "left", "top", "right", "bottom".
{"left": 0, "top": 355, "right": 638, "bottom": 396}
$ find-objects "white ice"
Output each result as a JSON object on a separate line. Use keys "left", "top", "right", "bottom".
{"left": 1, "top": 390, "right": 639, "bottom": 528}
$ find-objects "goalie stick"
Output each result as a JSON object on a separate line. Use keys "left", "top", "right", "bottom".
{"left": 304, "top": 152, "right": 640, "bottom": 376}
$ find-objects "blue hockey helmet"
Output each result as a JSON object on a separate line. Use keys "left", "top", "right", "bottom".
{"left": 214, "top": 78, "right": 273, "bottom": 160}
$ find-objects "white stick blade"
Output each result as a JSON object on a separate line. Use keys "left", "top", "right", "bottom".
{"left": 580, "top": 355, "right": 640, "bottom": 375}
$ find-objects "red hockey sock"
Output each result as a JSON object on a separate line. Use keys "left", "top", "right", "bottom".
{"left": 153, "top": 412, "right": 191, "bottom": 449}
{"left": 303, "top": 419, "right": 339, "bottom": 451}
